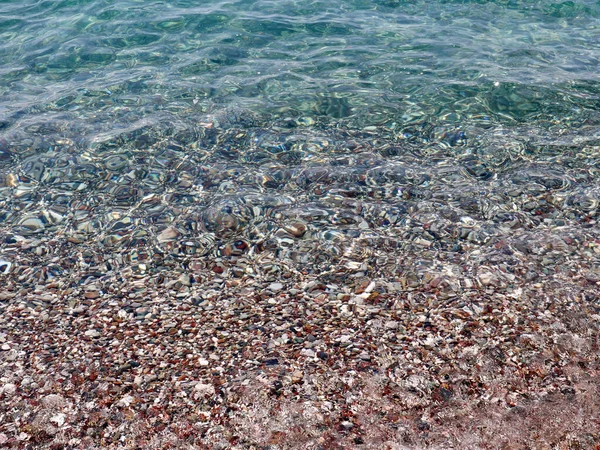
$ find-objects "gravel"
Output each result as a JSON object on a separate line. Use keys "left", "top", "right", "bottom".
{"left": 1, "top": 124, "right": 600, "bottom": 448}
{"left": 1, "top": 228, "right": 598, "bottom": 450}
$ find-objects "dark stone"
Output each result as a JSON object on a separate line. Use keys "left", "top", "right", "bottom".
{"left": 416, "top": 420, "right": 431, "bottom": 431}
{"left": 270, "top": 380, "right": 283, "bottom": 397}
{"left": 317, "top": 351, "right": 329, "bottom": 361}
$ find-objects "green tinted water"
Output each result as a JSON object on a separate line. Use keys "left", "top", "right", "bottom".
{"left": 0, "top": 0, "right": 599, "bottom": 277}
{"left": 1, "top": 0, "right": 599, "bottom": 130}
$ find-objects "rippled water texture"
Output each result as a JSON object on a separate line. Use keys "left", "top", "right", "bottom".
{"left": 1, "top": 0, "right": 600, "bottom": 280}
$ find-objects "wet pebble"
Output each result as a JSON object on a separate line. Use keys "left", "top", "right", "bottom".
{"left": 268, "top": 282, "right": 284, "bottom": 292}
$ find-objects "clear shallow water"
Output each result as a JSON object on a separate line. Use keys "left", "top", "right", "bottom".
{"left": 2, "top": 0, "right": 600, "bottom": 130}
{"left": 1, "top": 0, "right": 600, "bottom": 279}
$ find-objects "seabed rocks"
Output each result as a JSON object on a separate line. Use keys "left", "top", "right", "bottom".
{"left": 0, "top": 116, "right": 599, "bottom": 448}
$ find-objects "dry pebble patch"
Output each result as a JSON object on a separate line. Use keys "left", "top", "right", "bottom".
{"left": 1, "top": 241, "right": 599, "bottom": 449}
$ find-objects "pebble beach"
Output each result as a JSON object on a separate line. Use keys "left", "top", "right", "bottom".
{"left": 1, "top": 118, "right": 600, "bottom": 449}
{"left": 2, "top": 0, "right": 600, "bottom": 448}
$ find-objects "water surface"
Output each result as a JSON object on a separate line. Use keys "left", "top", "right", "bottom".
{"left": 1, "top": 0, "right": 600, "bottom": 279}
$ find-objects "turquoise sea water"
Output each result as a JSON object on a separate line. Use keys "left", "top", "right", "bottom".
{"left": 1, "top": 0, "right": 600, "bottom": 129}
{"left": 1, "top": 0, "right": 600, "bottom": 275}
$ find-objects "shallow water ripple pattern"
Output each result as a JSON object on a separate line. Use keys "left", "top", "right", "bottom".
{"left": 0, "top": 0, "right": 600, "bottom": 285}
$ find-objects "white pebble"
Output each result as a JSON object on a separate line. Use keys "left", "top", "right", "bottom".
{"left": 84, "top": 329, "right": 101, "bottom": 338}
{"left": 1, "top": 383, "right": 16, "bottom": 396}
{"left": 385, "top": 320, "right": 399, "bottom": 330}
{"left": 50, "top": 413, "right": 66, "bottom": 427}
{"left": 194, "top": 383, "right": 215, "bottom": 396}
{"left": 479, "top": 272, "right": 495, "bottom": 285}
{"left": 269, "top": 282, "right": 284, "bottom": 291}
{"left": 118, "top": 395, "right": 134, "bottom": 407}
